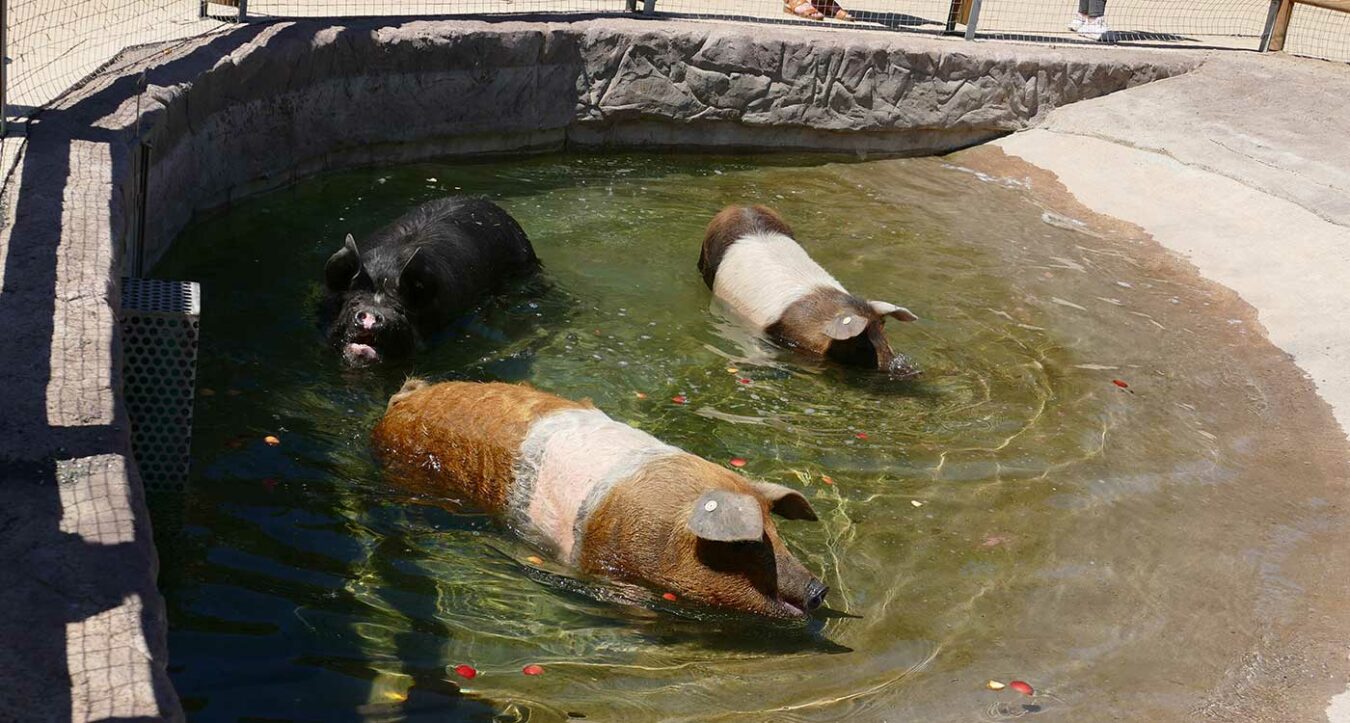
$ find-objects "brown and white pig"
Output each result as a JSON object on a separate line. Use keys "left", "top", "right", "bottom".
{"left": 372, "top": 379, "right": 829, "bottom": 620}
{"left": 698, "top": 204, "right": 921, "bottom": 378}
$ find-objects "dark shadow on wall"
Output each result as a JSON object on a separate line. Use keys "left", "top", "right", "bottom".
{"left": 972, "top": 29, "right": 1215, "bottom": 47}
{"left": 0, "top": 22, "right": 298, "bottom": 722}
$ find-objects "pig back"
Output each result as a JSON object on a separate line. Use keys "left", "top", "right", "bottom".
{"left": 509, "top": 408, "right": 680, "bottom": 563}
{"left": 365, "top": 197, "right": 539, "bottom": 316}
{"left": 711, "top": 232, "right": 847, "bottom": 330}
{"left": 372, "top": 381, "right": 584, "bottom": 515}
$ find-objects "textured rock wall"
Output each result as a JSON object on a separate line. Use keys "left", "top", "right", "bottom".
{"left": 132, "top": 18, "right": 1195, "bottom": 267}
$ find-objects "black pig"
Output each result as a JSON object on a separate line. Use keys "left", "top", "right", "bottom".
{"left": 322, "top": 197, "right": 538, "bottom": 366}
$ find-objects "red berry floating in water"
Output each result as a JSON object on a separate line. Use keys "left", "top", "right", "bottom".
{"left": 821, "top": 475, "right": 835, "bottom": 485}
{"left": 672, "top": 395, "right": 688, "bottom": 405}
{"left": 522, "top": 664, "right": 544, "bottom": 676}
{"left": 737, "top": 377, "right": 752, "bottom": 385}
{"left": 1009, "top": 680, "right": 1034, "bottom": 696}
{"left": 855, "top": 432, "right": 869, "bottom": 440}
{"left": 729, "top": 457, "right": 747, "bottom": 468}
{"left": 662, "top": 592, "right": 677, "bottom": 601}
{"left": 1112, "top": 379, "right": 1129, "bottom": 389}
{"left": 453, "top": 664, "right": 477, "bottom": 679}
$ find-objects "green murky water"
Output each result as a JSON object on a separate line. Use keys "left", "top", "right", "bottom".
{"left": 152, "top": 153, "right": 1350, "bottom": 720}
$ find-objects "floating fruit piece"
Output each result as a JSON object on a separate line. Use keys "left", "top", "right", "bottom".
{"left": 986, "top": 680, "right": 1006, "bottom": 691}
{"left": 526, "top": 555, "right": 543, "bottom": 565}
{"left": 453, "top": 664, "right": 477, "bottom": 679}
{"left": 737, "top": 378, "right": 752, "bottom": 385}
{"left": 911, "top": 500, "right": 923, "bottom": 507}
{"left": 264, "top": 435, "right": 281, "bottom": 446}
{"left": 662, "top": 592, "right": 677, "bottom": 602}
{"left": 634, "top": 391, "right": 648, "bottom": 400}
{"left": 522, "top": 664, "right": 544, "bottom": 676}
{"left": 726, "top": 367, "right": 739, "bottom": 374}
{"left": 672, "top": 395, "right": 688, "bottom": 405}
{"left": 854, "top": 432, "right": 869, "bottom": 440}
{"left": 384, "top": 690, "right": 407, "bottom": 702}
{"left": 1112, "top": 379, "right": 1129, "bottom": 388}
{"left": 1009, "top": 680, "right": 1034, "bottom": 696}
{"left": 729, "top": 457, "right": 747, "bottom": 468}
{"left": 821, "top": 475, "right": 835, "bottom": 485}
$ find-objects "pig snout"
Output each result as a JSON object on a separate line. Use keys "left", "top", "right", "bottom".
{"left": 886, "top": 352, "right": 921, "bottom": 380}
{"left": 355, "top": 310, "right": 383, "bottom": 331}
{"left": 775, "top": 548, "right": 828, "bottom": 614}
{"left": 328, "top": 290, "right": 418, "bottom": 367}
{"left": 804, "top": 578, "right": 829, "bottom": 611}
{"left": 781, "top": 573, "right": 828, "bottom": 614}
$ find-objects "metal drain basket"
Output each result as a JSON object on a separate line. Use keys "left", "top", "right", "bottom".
{"left": 120, "top": 278, "right": 201, "bottom": 493}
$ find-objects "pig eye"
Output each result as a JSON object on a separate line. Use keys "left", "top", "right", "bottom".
{"left": 349, "top": 268, "right": 374, "bottom": 291}
{"left": 404, "top": 277, "right": 435, "bottom": 307}
{"left": 397, "top": 250, "right": 437, "bottom": 306}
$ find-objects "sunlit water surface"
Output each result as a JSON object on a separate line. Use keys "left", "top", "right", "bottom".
{"left": 153, "top": 153, "right": 1349, "bottom": 721}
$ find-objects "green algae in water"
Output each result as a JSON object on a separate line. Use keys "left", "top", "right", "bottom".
{"left": 152, "top": 153, "right": 1350, "bottom": 720}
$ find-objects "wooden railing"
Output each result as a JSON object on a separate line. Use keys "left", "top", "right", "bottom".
{"left": 1266, "top": 0, "right": 1350, "bottom": 51}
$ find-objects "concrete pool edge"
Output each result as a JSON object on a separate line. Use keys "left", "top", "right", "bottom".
{"left": 0, "top": 15, "right": 1252, "bottom": 720}
{"left": 963, "top": 50, "right": 1350, "bottom": 722}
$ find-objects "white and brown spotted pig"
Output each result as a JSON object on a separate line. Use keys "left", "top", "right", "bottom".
{"left": 699, "top": 204, "right": 921, "bottom": 378}
{"left": 373, "top": 379, "right": 829, "bottom": 620}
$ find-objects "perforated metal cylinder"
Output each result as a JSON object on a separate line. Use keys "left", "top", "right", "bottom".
{"left": 120, "top": 277, "right": 201, "bottom": 493}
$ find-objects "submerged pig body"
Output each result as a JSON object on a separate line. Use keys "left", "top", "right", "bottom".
{"left": 373, "top": 380, "right": 828, "bottom": 619}
{"left": 699, "top": 205, "right": 920, "bottom": 377}
{"left": 322, "top": 196, "right": 538, "bottom": 366}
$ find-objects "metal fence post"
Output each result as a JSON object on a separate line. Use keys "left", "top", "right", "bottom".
{"left": 963, "top": 0, "right": 983, "bottom": 39}
{"left": 238, "top": 0, "right": 248, "bottom": 22}
{"left": 1260, "top": 0, "right": 1288, "bottom": 50}
{"left": 128, "top": 140, "right": 152, "bottom": 276}
{"left": 1, "top": 0, "right": 8, "bottom": 138}
{"left": 1266, "top": 0, "right": 1295, "bottom": 51}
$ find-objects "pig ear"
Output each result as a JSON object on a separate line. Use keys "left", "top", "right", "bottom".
{"left": 823, "top": 310, "right": 869, "bottom": 341}
{"left": 749, "top": 481, "right": 818, "bottom": 521}
{"left": 394, "top": 249, "right": 432, "bottom": 303}
{"left": 687, "top": 490, "right": 764, "bottom": 542}
{"left": 325, "top": 234, "right": 365, "bottom": 291}
{"left": 869, "top": 301, "right": 919, "bottom": 322}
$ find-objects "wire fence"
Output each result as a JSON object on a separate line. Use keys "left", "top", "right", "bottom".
{"left": 5, "top": 0, "right": 227, "bottom": 118}
{"left": 970, "top": 0, "right": 1271, "bottom": 47}
{"left": 645, "top": 0, "right": 1272, "bottom": 48}
{"left": 232, "top": 0, "right": 613, "bottom": 18}
{"left": 2, "top": 0, "right": 1348, "bottom": 138}
{"left": 1282, "top": 2, "right": 1350, "bottom": 62}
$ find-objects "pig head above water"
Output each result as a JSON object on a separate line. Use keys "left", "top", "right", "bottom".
{"left": 322, "top": 196, "right": 538, "bottom": 366}
{"left": 698, "top": 205, "right": 921, "bottom": 378}
{"left": 372, "top": 379, "right": 829, "bottom": 620}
